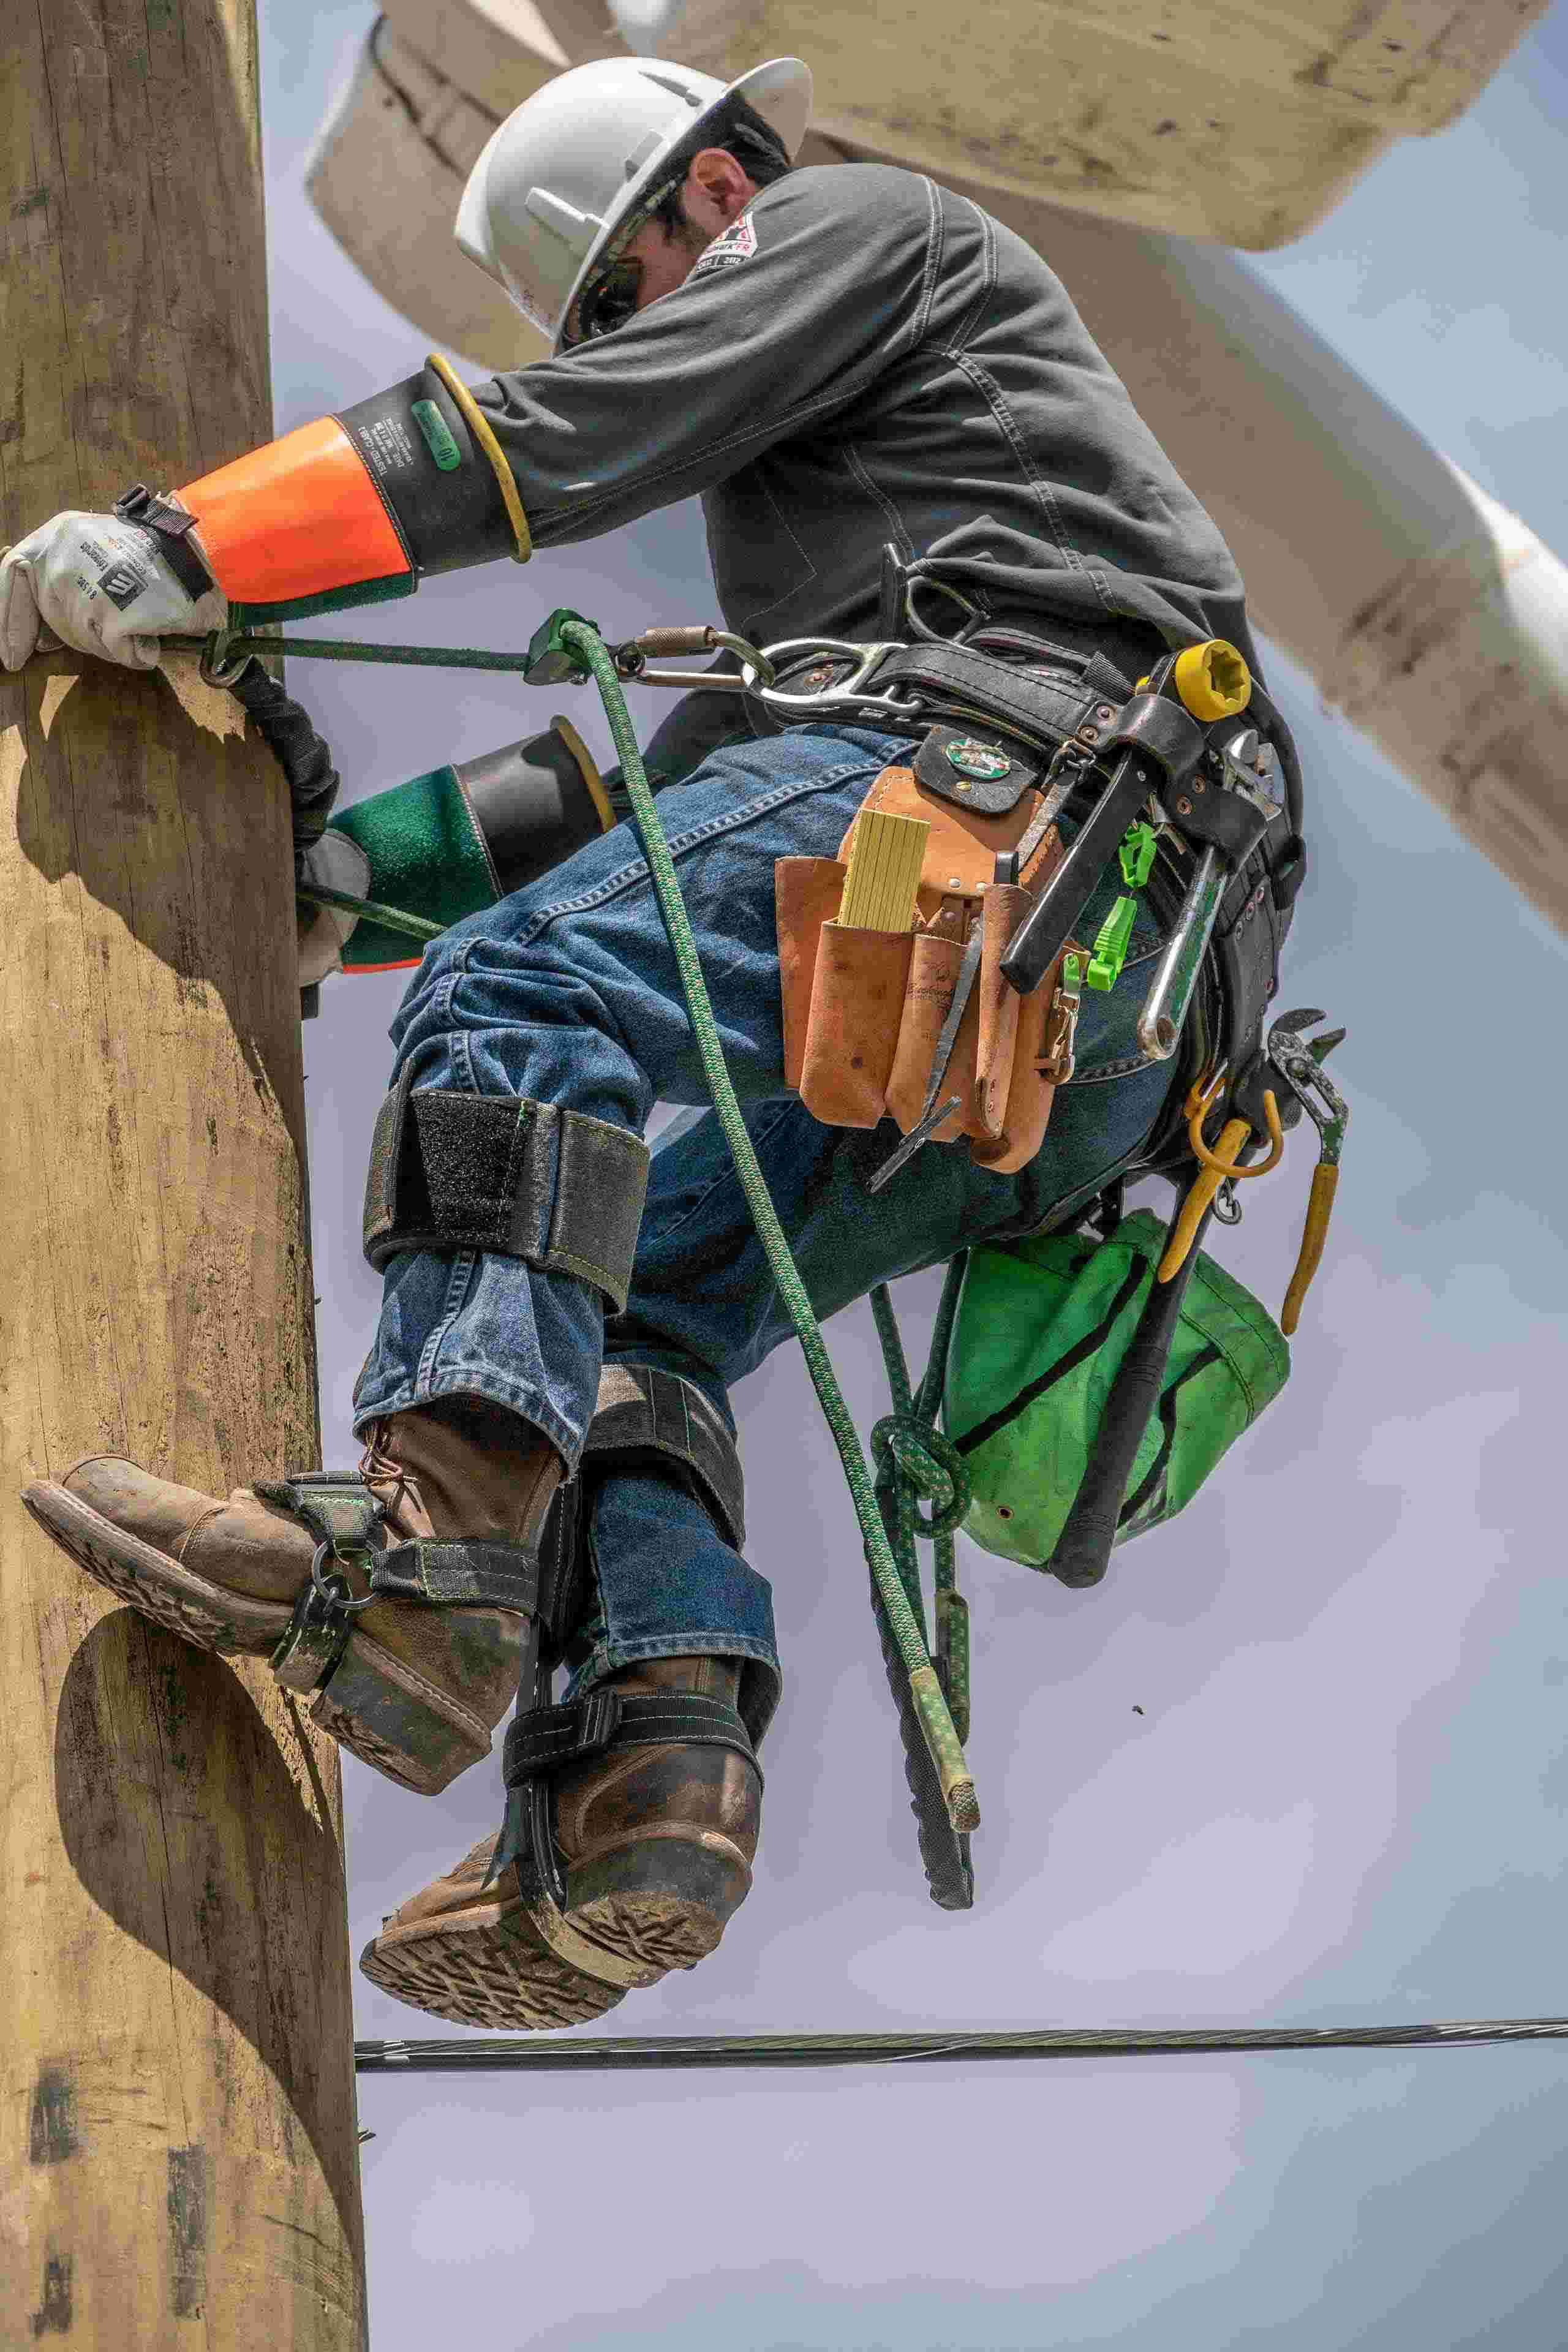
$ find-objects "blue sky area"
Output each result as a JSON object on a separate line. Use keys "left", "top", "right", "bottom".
{"left": 256, "top": 6, "right": 1568, "bottom": 2343}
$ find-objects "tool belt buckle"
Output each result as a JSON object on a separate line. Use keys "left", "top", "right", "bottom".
{"left": 752, "top": 637, "right": 908, "bottom": 721}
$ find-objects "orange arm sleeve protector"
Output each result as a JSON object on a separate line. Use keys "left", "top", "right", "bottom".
{"left": 177, "top": 360, "right": 527, "bottom": 625}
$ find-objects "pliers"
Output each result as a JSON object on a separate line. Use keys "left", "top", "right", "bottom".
{"left": 1266, "top": 1008, "right": 1349, "bottom": 1336}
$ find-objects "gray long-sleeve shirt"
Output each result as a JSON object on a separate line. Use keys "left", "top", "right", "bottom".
{"left": 472, "top": 160, "right": 1259, "bottom": 775}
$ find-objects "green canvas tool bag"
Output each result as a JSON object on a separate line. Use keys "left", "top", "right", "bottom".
{"left": 943, "top": 1209, "right": 1291, "bottom": 1571}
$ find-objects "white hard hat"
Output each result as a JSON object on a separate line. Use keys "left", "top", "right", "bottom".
{"left": 454, "top": 56, "right": 812, "bottom": 356}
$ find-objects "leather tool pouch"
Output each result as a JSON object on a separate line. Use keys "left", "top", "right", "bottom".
{"left": 777, "top": 748, "right": 1084, "bottom": 1177}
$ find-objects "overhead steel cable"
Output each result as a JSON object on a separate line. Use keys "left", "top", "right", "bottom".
{"left": 355, "top": 2017, "right": 1568, "bottom": 2075}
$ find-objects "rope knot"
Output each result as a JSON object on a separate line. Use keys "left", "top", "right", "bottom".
{"left": 870, "top": 1414, "right": 971, "bottom": 1540}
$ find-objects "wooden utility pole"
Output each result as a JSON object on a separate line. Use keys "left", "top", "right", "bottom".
{"left": 1, "top": 4, "right": 367, "bottom": 2343}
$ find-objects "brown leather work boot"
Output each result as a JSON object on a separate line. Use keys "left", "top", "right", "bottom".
{"left": 20, "top": 1396, "right": 563, "bottom": 1795}
{"left": 359, "top": 1653, "right": 763, "bottom": 2030}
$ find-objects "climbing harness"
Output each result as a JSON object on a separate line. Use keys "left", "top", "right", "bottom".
{"left": 172, "top": 573, "right": 1342, "bottom": 1916}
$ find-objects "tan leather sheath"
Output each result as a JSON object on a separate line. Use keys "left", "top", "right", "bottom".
{"left": 775, "top": 761, "right": 1081, "bottom": 1174}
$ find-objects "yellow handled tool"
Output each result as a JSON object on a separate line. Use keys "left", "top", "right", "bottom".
{"left": 1267, "top": 1008, "right": 1349, "bottom": 1338}
{"left": 1283, "top": 1161, "right": 1340, "bottom": 1336}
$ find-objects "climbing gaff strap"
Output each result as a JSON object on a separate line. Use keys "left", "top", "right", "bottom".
{"left": 583, "top": 1362, "right": 747, "bottom": 1551}
{"left": 360, "top": 1062, "right": 651, "bottom": 1315}
{"left": 526, "top": 1357, "right": 749, "bottom": 1684}
{"left": 482, "top": 1359, "right": 756, "bottom": 1950}
{"left": 492, "top": 1687, "right": 763, "bottom": 1990}
{"left": 258, "top": 1469, "right": 545, "bottom": 1696}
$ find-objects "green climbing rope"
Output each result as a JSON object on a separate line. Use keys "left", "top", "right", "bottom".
{"left": 205, "top": 612, "right": 979, "bottom": 1834}
{"left": 170, "top": 629, "right": 556, "bottom": 677}
{"left": 559, "top": 619, "right": 977, "bottom": 1834}
{"left": 295, "top": 878, "right": 444, "bottom": 944}
{"left": 869, "top": 1256, "right": 972, "bottom": 1746}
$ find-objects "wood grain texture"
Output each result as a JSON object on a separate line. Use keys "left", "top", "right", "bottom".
{"left": 0, "top": 2, "right": 367, "bottom": 2342}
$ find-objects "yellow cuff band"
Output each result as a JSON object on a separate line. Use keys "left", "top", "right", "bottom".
{"left": 426, "top": 352, "right": 531, "bottom": 565}
{"left": 551, "top": 714, "right": 616, "bottom": 835}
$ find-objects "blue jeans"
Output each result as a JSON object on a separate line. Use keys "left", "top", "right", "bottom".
{"left": 351, "top": 721, "right": 1180, "bottom": 1744}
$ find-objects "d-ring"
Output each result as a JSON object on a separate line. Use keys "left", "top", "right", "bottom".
{"left": 198, "top": 628, "right": 252, "bottom": 689}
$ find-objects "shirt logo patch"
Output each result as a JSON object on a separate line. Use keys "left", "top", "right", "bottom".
{"left": 943, "top": 737, "right": 1012, "bottom": 782}
{"left": 689, "top": 209, "right": 758, "bottom": 283}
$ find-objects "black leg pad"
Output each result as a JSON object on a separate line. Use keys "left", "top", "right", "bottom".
{"left": 529, "top": 1363, "right": 745, "bottom": 1670}
{"left": 361, "top": 1065, "right": 650, "bottom": 1313}
{"left": 582, "top": 1362, "right": 745, "bottom": 1551}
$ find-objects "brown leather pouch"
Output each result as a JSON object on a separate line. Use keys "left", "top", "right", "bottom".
{"left": 971, "top": 937, "right": 1086, "bottom": 1174}
{"left": 886, "top": 920, "right": 976, "bottom": 1142}
{"left": 974, "top": 883, "right": 1029, "bottom": 1140}
{"left": 797, "top": 921, "right": 916, "bottom": 1128}
{"left": 777, "top": 758, "right": 1077, "bottom": 1165}
{"left": 775, "top": 856, "right": 847, "bottom": 1091}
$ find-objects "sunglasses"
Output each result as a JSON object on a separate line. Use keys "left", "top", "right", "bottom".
{"left": 569, "top": 257, "right": 644, "bottom": 347}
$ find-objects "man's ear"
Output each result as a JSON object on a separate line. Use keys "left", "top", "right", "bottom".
{"left": 689, "top": 146, "right": 755, "bottom": 221}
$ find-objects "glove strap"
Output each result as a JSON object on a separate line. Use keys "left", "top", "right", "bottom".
{"left": 112, "top": 484, "right": 215, "bottom": 603}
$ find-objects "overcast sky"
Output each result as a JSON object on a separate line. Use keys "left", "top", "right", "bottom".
{"left": 256, "top": 6, "right": 1568, "bottom": 2344}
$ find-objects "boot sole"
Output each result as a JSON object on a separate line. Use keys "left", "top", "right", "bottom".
{"left": 20, "top": 1480, "right": 491, "bottom": 1797}
{"left": 359, "top": 1841, "right": 749, "bottom": 2030}
{"left": 360, "top": 1894, "right": 628, "bottom": 2031}
{"left": 564, "top": 1837, "right": 748, "bottom": 1975}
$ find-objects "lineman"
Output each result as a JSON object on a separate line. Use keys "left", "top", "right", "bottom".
{"left": 5, "top": 55, "right": 1277, "bottom": 2030}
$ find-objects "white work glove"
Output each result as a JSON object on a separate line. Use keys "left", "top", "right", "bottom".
{"left": 0, "top": 503, "right": 228, "bottom": 672}
{"left": 296, "top": 830, "right": 371, "bottom": 990}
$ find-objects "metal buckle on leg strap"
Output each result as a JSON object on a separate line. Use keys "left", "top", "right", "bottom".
{"left": 269, "top": 1534, "right": 380, "bottom": 1692}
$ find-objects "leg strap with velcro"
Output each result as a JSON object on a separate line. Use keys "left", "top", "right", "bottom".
{"left": 361, "top": 1062, "right": 651, "bottom": 1312}
{"left": 488, "top": 1686, "right": 762, "bottom": 1989}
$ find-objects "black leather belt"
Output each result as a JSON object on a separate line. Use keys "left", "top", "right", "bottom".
{"left": 768, "top": 625, "right": 1161, "bottom": 765}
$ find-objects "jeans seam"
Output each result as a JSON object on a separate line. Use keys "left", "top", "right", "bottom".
{"left": 353, "top": 1350, "right": 587, "bottom": 1469}
{"left": 571, "top": 1632, "right": 779, "bottom": 1678}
